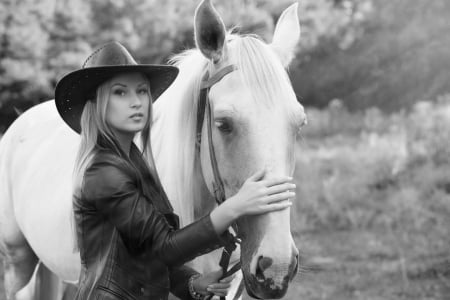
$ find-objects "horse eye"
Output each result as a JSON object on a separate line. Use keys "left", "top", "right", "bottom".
{"left": 215, "top": 119, "right": 233, "bottom": 134}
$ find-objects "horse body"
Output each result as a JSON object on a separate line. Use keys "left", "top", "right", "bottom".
{"left": 0, "top": 101, "right": 81, "bottom": 282}
{"left": 0, "top": 1, "right": 304, "bottom": 299}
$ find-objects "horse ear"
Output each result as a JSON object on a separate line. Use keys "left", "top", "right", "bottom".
{"left": 271, "top": 3, "right": 301, "bottom": 67}
{"left": 194, "top": 0, "right": 227, "bottom": 63}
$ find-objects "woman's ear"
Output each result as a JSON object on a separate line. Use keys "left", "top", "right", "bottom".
{"left": 194, "top": 0, "right": 227, "bottom": 64}
{"left": 270, "top": 3, "right": 301, "bottom": 67}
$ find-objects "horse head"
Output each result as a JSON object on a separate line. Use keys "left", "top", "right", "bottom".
{"left": 152, "top": 0, "right": 306, "bottom": 298}
{"left": 194, "top": 0, "right": 306, "bottom": 298}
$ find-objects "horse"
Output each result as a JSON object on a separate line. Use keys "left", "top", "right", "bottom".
{"left": 0, "top": 0, "right": 306, "bottom": 299}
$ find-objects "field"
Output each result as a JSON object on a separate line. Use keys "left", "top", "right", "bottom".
{"left": 273, "top": 97, "right": 450, "bottom": 300}
{"left": 1, "top": 97, "right": 450, "bottom": 299}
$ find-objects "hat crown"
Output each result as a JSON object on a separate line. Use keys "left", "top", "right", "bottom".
{"left": 82, "top": 42, "right": 137, "bottom": 68}
{"left": 55, "top": 41, "right": 178, "bottom": 134}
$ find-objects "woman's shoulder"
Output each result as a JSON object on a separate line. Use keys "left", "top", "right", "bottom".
{"left": 92, "top": 147, "right": 122, "bottom": 162}
{"left": 86, "top": 150, "right": 134, "bottom": 183}
{"left": 90, "top": 149, "right": 128, "bottom": 169}
{"left": 82, "top": 151, "right": 136, "bottom": 199}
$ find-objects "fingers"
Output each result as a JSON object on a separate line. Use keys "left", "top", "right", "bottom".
{"left": 206, "top": 273, "right": 235, "bottom": 297}
{"left": 219, "top": 274, "right": 235, "bottom": 283}
{"left": 208, "top": 289, "right": 228, "bottom": 297}
{"left": 208, "top": 282, "right": 232, "bottom": 290}
{"left": 266, "top": 182, "right": 296, "bottom": 195}
{"left": 263, "top": 176, "right": 293, "bottom": 187}
{"left": 264, "top": 190, "right": 295, "bottom": 203}
{"left": 262, "top": 201, "right": 292, "bottom": 212}
{"left": 207, "top": 282, "right": 232, "bottom": 297}
{"left": 246, "top": 168, "right": 266, "bottom": 182}
{"left": 207, "top": 269, "right": 223, "bottom": 281}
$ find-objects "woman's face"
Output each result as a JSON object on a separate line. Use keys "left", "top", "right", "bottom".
{"left": 105, "top": 72, "right": 151, "bottom": 137}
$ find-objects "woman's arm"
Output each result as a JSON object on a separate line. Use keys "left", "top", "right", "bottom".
{"left": 169, "top": 266, "right": 235, "bottom": 299}
{"left": 84, "top": 162, "right": 225, "bottom": 266}
{"left": 168, "top": 265, "right": 199, "bottom": 300}
{"left": 83, "top": 162, "right": 294, "bottom": 267}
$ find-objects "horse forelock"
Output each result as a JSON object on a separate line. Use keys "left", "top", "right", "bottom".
{"left": 153, "top": 33, "right": 299, "bottom": 227}
{"left": 227, "top": 34, "right": 298, "bottom": 109}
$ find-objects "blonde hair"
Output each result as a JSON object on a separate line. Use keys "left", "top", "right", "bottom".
{"left": 71, "top": 73, "right": 160, "bottom": 251}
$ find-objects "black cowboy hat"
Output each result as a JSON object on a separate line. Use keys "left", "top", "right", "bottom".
{"left": 55, "top": 41, "right": 178, "bottom": 133}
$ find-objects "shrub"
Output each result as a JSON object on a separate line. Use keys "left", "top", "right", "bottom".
{"left": 293, "top": 95, "right": 450, "bottom": 234}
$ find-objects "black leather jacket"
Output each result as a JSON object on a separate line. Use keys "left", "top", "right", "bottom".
{"left": 73, "top": 145, "right": 226, "bottom": 300}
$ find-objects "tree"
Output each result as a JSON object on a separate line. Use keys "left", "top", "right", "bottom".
{"left": 291, "top": 0, "right": 450, "bottom": 111}
{"left": 0, "top": 0, "right": 52, "bottom": 131}
{"left": 0, "top": 0, "right": 376, "bottom": 132}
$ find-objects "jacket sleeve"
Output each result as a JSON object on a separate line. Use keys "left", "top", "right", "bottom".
{"left": 169, "top": 265, "right": 199, "bottom": 300}
{"left": 82, "top": 161, "right": 226, "bottom": 267}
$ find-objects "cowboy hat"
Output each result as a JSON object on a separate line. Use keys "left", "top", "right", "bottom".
{"left": 55, "top": 41, "right": 178, "bottom": 133}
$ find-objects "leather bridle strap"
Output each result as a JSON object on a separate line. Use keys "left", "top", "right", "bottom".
{"left": 196, "top": 64, "right": 243, "bottom": 300}
{"left": 196, "top": 64, "right": 236, "bottom": 204}
{"left": 200, "top": 65, "right": 237, "bottom": 91}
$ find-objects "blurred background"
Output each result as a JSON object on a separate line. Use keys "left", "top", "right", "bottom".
{"left": 1, "top": 0, "right": 449, "bottom": 299}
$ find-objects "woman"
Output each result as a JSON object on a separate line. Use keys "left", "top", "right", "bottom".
{"left": 55, "top": 41, "right": 295, "bottom": 300}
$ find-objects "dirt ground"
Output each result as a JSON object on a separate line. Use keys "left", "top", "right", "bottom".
{"left": 1, "top": 229, "right": 448, "bottom": 300}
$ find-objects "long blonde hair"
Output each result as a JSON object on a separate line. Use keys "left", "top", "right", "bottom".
{"left": 71, "top": 73, "right": 160, "bottom": 250}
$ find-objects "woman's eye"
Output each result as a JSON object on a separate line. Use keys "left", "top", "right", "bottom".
{"left": 113, "top": 89, "right": 126, "bottom": 96}
{"left": 215, "top": 119, "right": 233, "bottom": 133}
{"left": 138, "top": 88, "right": 149, "bottom": 95}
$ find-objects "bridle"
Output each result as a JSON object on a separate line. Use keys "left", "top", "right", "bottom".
{"left": 195, "top": 64, "right": 244, "bottom": 300}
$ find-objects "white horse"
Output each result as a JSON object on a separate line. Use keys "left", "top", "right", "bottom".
{"left": 0, "top": 0, "right": 306, "bottom": 299}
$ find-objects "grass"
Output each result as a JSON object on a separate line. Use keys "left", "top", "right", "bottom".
{"left": 1, "top": 97, "right": 450, "bottom": 299}
{"left": 277, "top": 96, "right": 450, "bottom": 300}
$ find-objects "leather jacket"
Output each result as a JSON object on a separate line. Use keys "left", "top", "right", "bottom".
{"left": 73, "top": 145, "right": 227, "bottom": 300}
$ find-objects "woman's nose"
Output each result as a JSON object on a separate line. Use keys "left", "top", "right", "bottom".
{"left": 130, "top": 93, "right": 142, "bottom": 108}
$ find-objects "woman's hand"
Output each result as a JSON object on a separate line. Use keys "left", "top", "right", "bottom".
{"left": 192, "top": 269, "right": 235, "bottom": 298}
{"left": 225, "top": 169, "right": 295, "bottom": 218}
{"left": 209, "top": 169, "right": 295, "bottom": 234}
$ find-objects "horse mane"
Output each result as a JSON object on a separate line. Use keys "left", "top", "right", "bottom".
{"left": 151, "top": 33, "right": 298, "bottom": 226}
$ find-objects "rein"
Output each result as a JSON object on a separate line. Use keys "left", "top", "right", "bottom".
{"left": 195, "top": 64, "right": 243, "bottom": 300}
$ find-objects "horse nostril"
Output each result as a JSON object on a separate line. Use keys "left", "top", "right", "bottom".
{"left": 292, "top": 253, "right": 299, "bottom": 276}
{"left": 258, "top": 255, "right": 273, "bottom": 272}
{"left": 255, "top": 256, "right": 273, "bottom": 282}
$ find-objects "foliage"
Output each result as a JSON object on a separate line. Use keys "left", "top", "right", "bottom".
{"left": 2, "top": 0, "right": 450, "bottom": 130}
{"left": 292, "top": 94, "right": 450, "bottom": 234}
{"left": 280, "top": 95, "right": 450, "bottom": 300}
{"left": 292, "top": 0, "right": 450, "bottom": 111}
{"left": 0, "top": 0, "right": 371, "bottom": 132}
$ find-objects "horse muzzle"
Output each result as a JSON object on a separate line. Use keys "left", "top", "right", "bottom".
{"left": 244, "top": 247, "right": 299, "bottom": 299}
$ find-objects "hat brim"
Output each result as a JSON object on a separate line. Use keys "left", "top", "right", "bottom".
{"left": 55, "top": 65, "right": 178, "bottom": 133}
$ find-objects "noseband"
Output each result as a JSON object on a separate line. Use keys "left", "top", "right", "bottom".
{"left": 196, "top": 64, "right": 244, "bottom": 300}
